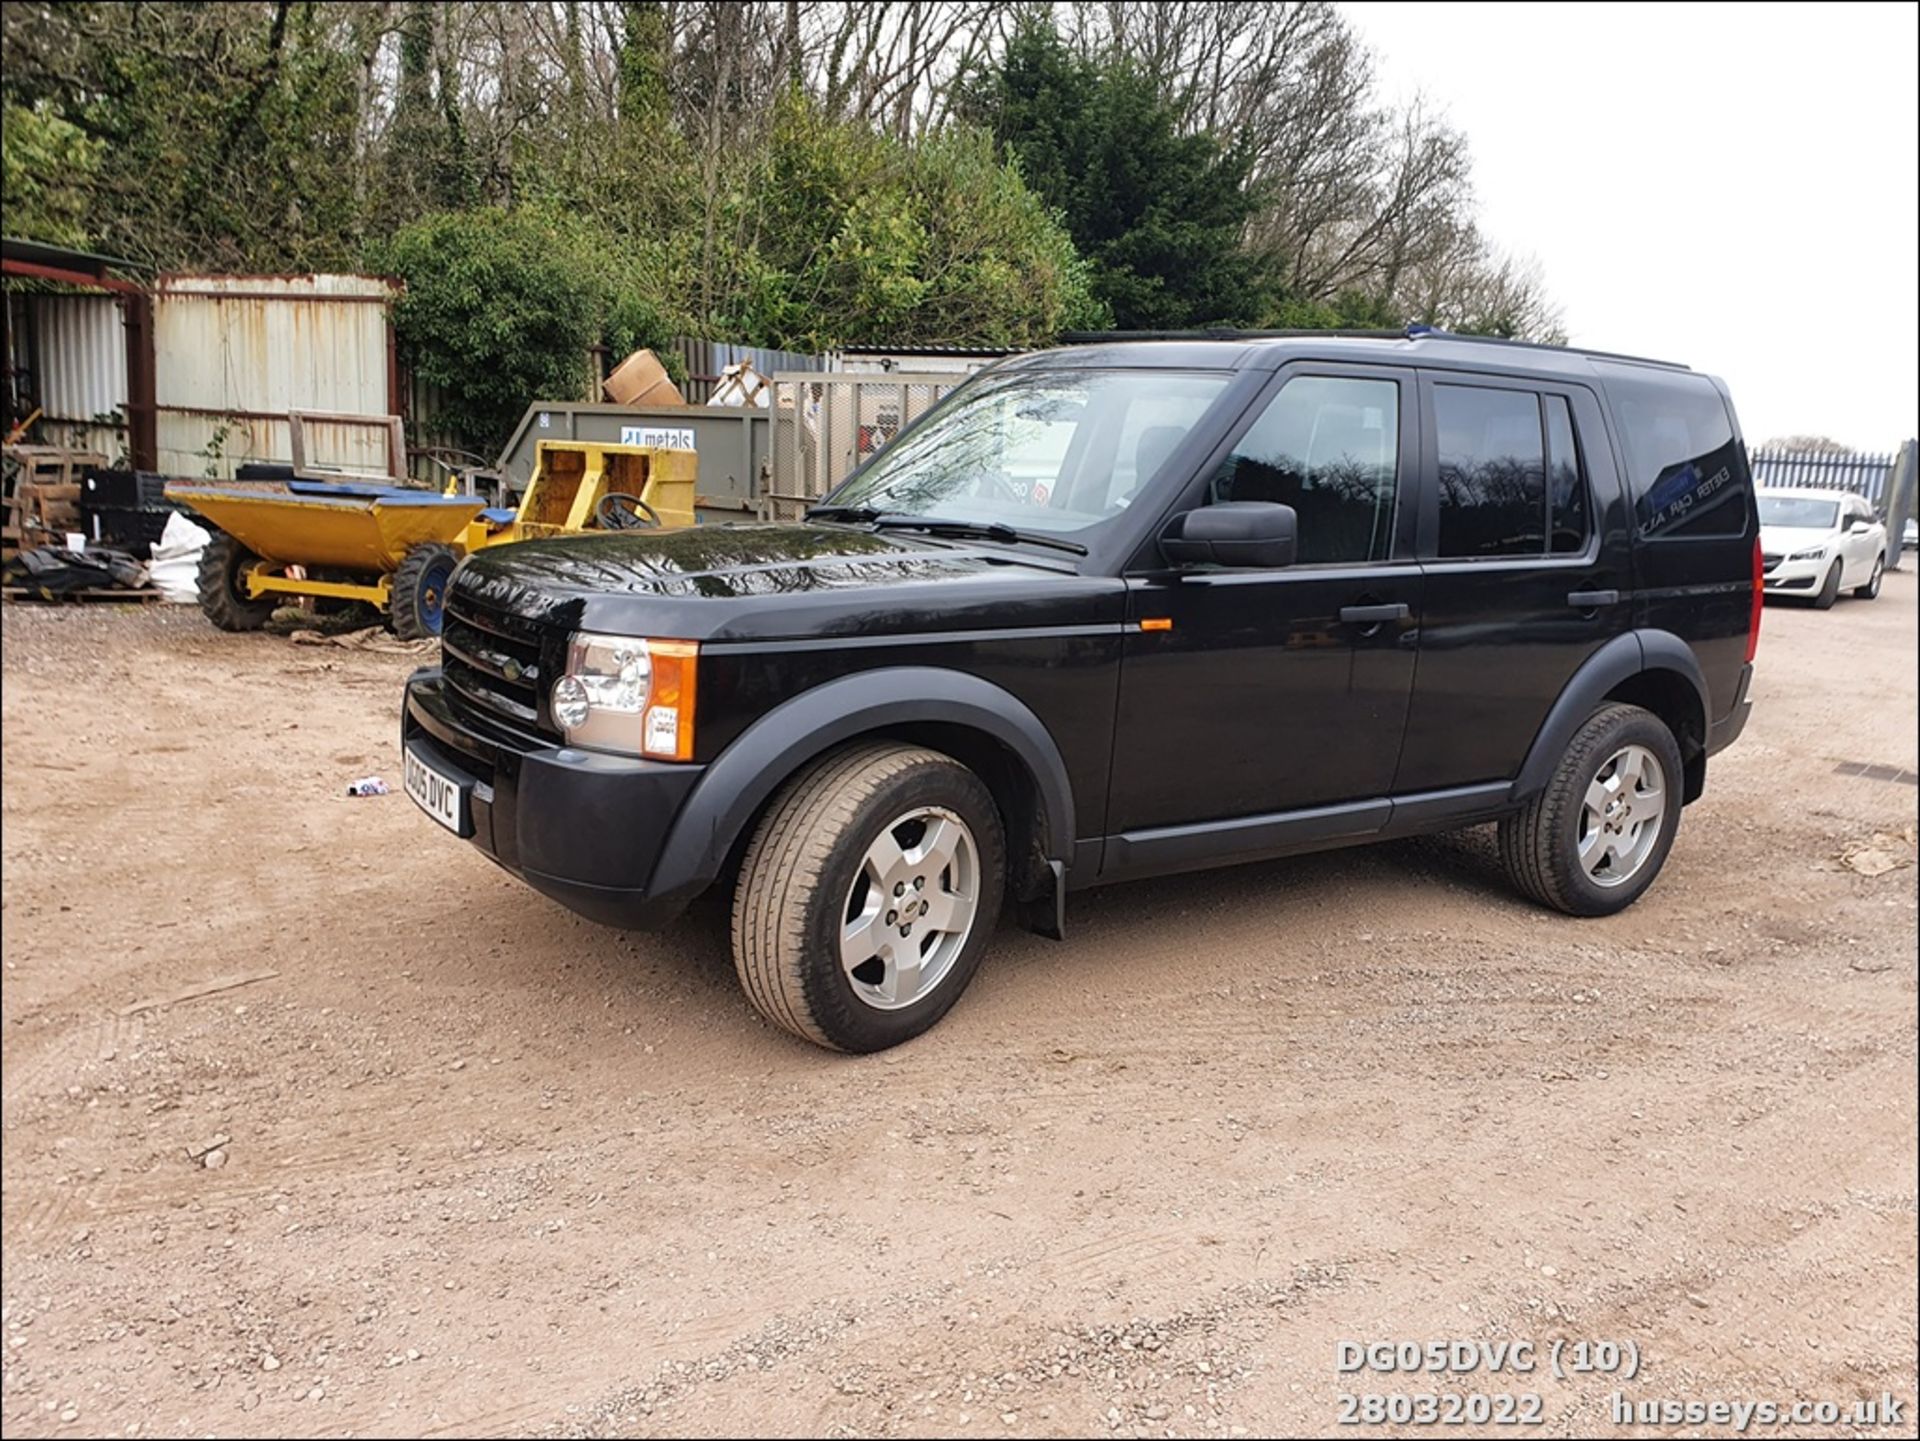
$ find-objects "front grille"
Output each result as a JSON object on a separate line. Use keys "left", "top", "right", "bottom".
{"left": 442, "top": 591, "right": 547, "bottom": 736}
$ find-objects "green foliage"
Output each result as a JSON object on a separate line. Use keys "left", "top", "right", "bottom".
{"left": 617, "top": 1, "right": 672, "bottom": 133}
{"left": 0, "top": 0, "right": 1559, "bottom": 460}
{"left": 1268, "top": 290, "right": 1404, "bottom": 332}
{"left": 715, "top": 93, "right": 1103, "bottom": 350}
{"left": 962, "top": 21, "right": 1269, "bottom": 330}
{"left": 378, "top": 208, "right": 675, "bottom": 452}
{"left": 0, "top": 100, "right": 103, "bottom": 248}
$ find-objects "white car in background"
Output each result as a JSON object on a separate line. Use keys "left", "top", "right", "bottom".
{"left": 1758, "top": 488, "right": 1887, "bottom": 608}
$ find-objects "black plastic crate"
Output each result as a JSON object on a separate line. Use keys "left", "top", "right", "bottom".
{"left": 81, "top": 468, "right": 174, "bottom": 511}
{"left": 84, "top": 504, "right": 181, "bottom": 558}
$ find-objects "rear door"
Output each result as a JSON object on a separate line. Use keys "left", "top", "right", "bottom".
{"left": 1392, "top": 372, "right": 1633, "bottom": 794}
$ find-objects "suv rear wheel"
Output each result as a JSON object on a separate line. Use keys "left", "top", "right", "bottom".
{"left": 731, "top": 743, "right": 1006, "bottom": 1052}
{"left": 1498, "top": 703, "right": 1684, "bottom": 917}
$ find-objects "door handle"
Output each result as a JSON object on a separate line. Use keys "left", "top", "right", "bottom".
{"left": 1566, "top": 589, "right": 1620, "bottom": 609}
{"left": 1338, "top": 603, "right": 1410, "bottom": 625}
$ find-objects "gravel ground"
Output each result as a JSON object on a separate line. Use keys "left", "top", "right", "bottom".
{"left": 2, "top": 573, "right": 1915, "bottom": 1439}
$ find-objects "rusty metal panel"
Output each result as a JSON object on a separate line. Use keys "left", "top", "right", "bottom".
{"left": 152, "top": 274, "right": 398, "bottom": 476}
{"left": 154, "top": 413, "right": 394, "bottom": 480}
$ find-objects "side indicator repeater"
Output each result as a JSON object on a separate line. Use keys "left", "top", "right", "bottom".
{"left": 1140, "top": 617, "right": 1173, "bottom": 632}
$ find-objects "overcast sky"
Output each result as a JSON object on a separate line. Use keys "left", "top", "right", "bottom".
{"left": 1345, "top": 1, "right": 1919, "bottom": 452}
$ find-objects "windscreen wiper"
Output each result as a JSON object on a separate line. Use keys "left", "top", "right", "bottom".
{"left": 805, "top": 503, "right": 885, "bottom": 523}
{"left": 869, "top": 515, "right": 1088, "bottom": 556}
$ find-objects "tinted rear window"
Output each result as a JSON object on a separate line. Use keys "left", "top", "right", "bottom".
{"left": 1597, "top": 365, "right": 1750, "bottom": 539}
{"left": 1434, "top": 385, "right": 1546, "bottom": 557}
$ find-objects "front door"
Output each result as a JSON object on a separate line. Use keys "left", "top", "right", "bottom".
{"left": 1105, "top": 366, "right": 1423, "bottom": 841}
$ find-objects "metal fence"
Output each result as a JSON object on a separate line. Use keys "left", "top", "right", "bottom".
{"left": 1751, "top": 447, "right": 1899, "bottom": 506}
{"left": 765, "top": 372, "right": 966, "bottom": 521}
{"left": 669, "top": 337, "right": 829, "bottom": 405}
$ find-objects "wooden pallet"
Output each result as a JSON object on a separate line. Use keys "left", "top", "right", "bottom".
{"left": 2, "top": 586, "right": 165, "bottom": 604}
{"left": 3, "top": 445, "right": 102, "bottom": 548}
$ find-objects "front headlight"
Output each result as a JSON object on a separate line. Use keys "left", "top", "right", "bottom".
{"left": 554, "top": 632, "right": 698, "bottom": 760}
{"left": 1787, "top": 546, "right": 1828, "bottom": 562}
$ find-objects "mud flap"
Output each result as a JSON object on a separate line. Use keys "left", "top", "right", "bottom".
{"left": 1016, "top": 857, "right": 1068, "bottom": 941}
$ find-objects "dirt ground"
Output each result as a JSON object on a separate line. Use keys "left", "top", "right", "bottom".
{"left": 3, "top": 571, "right": 1915, "bottom": 1440}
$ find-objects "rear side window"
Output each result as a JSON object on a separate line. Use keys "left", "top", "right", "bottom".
{"left": 1545, "top": 395, "right": 1588, "bottom": 554}
{"left": 1597, "top": 365, "right": 1750, "bottom": 539}
{"left": 1434, "top": 385, "right": 1546, "bottom": 557}
{"left": 1432, "top": 385, "right": 1595, "bottom": 559}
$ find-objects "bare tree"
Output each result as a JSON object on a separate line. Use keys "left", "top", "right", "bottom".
{"left": 1758, "top": 435, "right": 1855, "bottom": 455}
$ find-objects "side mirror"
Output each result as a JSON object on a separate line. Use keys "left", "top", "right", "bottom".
{"left": 1162, "top": 502, "right": 1298, "bottom": 568}
{"left": 1848, "top": 517, "right": 1873, "bottom": 533}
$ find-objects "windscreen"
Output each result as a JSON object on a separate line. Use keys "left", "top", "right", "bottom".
{"left": 824, "top": 369, "right": 1232, "bottom": 538}
{"left": 1757, "top": 495, "right": 1839, "bottom": 529}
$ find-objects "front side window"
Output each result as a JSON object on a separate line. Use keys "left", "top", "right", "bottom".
{"left": 1206, "top": 375, "right": 1400, "bottom": 564}
{"left": 824, "top": 368, "right": 1230, "bottom": 538}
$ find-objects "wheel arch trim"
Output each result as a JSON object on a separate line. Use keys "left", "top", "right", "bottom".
{"left": 646, "top": 668, "right": 1076, "bottom": 906}
{"left": 1510, "top": 630, "right": 1709, "bottom": 804}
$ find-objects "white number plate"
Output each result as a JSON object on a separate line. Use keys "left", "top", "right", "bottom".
{"left": 404, "top": 745, "right": 466, "bottom": 834}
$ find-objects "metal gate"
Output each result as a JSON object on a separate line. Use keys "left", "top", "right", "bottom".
{"left": 765, "top": 372, "right": 966, "bottom": 521}
{"left": 1750, "top": 447, "right": 1900, "bottom": 505}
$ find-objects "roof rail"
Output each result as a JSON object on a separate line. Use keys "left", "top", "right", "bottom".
{"left": 1056, "top": 323, "right": 1690, "bottom": 371}
{"left": 1401, "top": 323, "right": 1690, "bottom": 371}
{"left": 1059, "top": 327, "right": 1405, "bottom": 344}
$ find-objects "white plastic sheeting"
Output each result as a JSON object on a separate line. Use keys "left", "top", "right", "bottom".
{"left": 147, "top": 510, "right": 212, "bottom": 603}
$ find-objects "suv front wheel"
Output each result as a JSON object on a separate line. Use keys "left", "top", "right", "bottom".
{"left": 1498, "top": 703, "right": 1684, "bottom": 917}
{"left": 731, "top": 742, "right": 1006, "bottom": 1052}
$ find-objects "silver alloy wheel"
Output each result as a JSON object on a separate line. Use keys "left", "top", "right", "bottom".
{"left": 1868, "top": 557, "right": 1884, "bottom": 596}
{"left": 1578, "top": 743, "right": 1666, "bottom": 888}
{"left": 840, "top": 805, "right": 980, "bottom": 1010}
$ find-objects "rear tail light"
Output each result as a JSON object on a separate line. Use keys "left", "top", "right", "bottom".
{"left": 1746, "top": 536, "right": 1764, "bottom": 663}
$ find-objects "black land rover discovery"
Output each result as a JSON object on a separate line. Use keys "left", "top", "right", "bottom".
{"left": 402, "top": 329, "right": 1758, "bottom": 1051}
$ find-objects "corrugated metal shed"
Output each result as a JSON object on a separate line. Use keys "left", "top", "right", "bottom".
{"left": 153, "top": 274, "right": 400, "bottom": 477}
{"left": 26, "top": 294, "right": 129, "bottom": 461}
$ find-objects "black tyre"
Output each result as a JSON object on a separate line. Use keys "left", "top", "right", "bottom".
{"left": 1813, "top": 559, "right": 1842, "bottom": 609}
{"left": 1498, "top": 702, "right": 1684, "bottom": 918}
{"left": 1854, "top": 553, "right": 1884, "bottom": 600}
{"left": 194, "top": 530, "right": 276, "bottom": 632}
{"left": 390, "top": 542, "right": 459, "bottom": 640}
{"left": 731, "top": 743, "right": 1006, "bottom": 1052}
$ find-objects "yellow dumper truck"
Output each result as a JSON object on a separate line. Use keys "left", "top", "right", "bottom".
{"left": 167, "top": 440, "right": 694, "bottom": 639}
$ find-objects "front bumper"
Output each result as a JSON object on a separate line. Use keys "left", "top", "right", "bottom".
{"left": 402, "top": 668, "right": 704, "bottom": 928}
{"left": 1761, "top": 553, "right": 1829, "bottom": 592}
